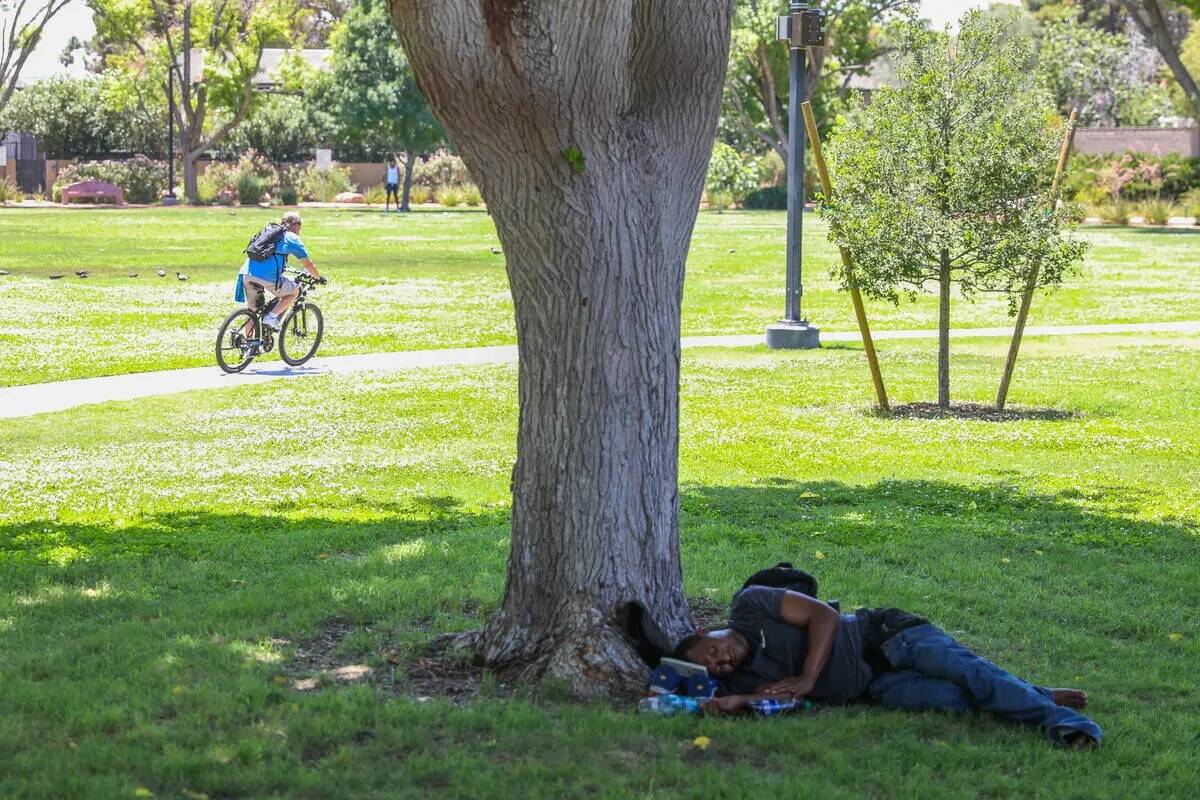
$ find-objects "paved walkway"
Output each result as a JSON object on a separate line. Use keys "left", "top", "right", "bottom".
{"left": 2, "top": 320, "right": 1196, "bottom": 420}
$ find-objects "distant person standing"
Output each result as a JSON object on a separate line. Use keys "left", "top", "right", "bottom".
{"left": 385, "top": 156, "right": 401, "bottom": 212}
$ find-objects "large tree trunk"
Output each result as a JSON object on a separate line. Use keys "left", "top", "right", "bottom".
{"left": 390, "top": 0, "right": 734, "bottom": 697}
{"left": 938, "top": 249, "right": 951, "bottom": 409}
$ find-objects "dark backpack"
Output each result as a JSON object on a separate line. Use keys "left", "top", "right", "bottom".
{"left": 244, "top": 222, "right": 287, "bottom": 261}
{"left": 736, "top": 562, "right": 819, "bottom": 599}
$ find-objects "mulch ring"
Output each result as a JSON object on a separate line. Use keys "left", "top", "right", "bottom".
{"left": 279, "top": 599, "right": 730, "bottom": 703}
{"left": 883, "top": 402, "right": 1080, "bottom": 422}
{"left": 275, "top": 617, "right": 508, "bottom": 704}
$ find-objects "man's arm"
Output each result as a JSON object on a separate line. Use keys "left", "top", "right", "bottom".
{"left": 760, "top": 591, "right": 841, "bottom": 698}
{"left": 297, "top": 257, "right": 323, "bottom": 281}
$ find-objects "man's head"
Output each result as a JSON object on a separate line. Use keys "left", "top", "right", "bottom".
{"left": 281, "top": 211, "right": 302, "bottom": 234}
{"left": 674, "top": 628, "right": 750, "bottom": 676}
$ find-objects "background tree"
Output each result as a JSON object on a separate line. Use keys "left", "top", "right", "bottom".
{"left": 314, "top": 0, "right": 442, "bottom": 210}
{"left": 388, "top": 0, "right": 734, "bottom": 696}
{"left": 818, "top": 13, "right": 1087, "bottom": 409}
{"left": 0, "top": 0, "right": 71, "bottom": 114}
{"left": 0, "top": 75, "right": 160, "bottom": 157}
{"left": 88, "top": 0, "right": 301, "bottom": 202}
{"left": 1037, "top": 8, "right": 1173, "bottom": 124}
{"left": 1120, "top": 1, "right": 1200, "bottom": 116}
{"left": 722, "top": 0, "right": 916, "bottom": 164}
{"left": 213, "top": 93, "right": 322, "bottom": 163}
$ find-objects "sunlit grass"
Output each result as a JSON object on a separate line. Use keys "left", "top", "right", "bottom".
{"left": 1, "top": 207, "right": 1198, "bottom": 386}
{"left": 1, "top": 333, "right": 1197, "bottom": 797}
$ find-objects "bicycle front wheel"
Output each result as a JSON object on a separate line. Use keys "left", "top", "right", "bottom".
{"left": 279, "top": 303, "right": 324, "bottom": 366}
{"left": 216, "top": 309, "right": 260, "bottom": 374}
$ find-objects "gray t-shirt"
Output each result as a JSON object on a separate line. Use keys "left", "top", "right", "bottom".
{"left": 723, "top": 586, "right": 873, "bottom": 704}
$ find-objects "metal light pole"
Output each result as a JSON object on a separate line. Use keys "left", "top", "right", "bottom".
{"left": 766, "top": 1, "right": 825, "bottom": 350}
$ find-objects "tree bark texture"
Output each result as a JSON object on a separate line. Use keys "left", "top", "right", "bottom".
{"left": 389, "top": 0, "right": 734, "bottom": 697}
{"left": 938, "top": 249, "right": 951, "bottom": 409}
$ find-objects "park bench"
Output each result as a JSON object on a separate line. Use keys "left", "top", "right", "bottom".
{"left": 61, "top": 180, "right": 125, "bottom": 206}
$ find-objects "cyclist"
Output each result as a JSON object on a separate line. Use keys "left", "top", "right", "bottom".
{"left": 238, "top": 211, "right": 324, "bottom": 333}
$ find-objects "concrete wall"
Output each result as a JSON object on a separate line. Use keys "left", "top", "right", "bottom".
{"left": 1074, "top": 127, "right": 1200, "bottom": 157}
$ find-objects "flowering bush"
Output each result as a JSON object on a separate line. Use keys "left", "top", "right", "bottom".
{"left": 413, "top": 150, "right": 470, "bottom": 188}
{"left": 52, "top": 156, "right": 168, "bottom": 204}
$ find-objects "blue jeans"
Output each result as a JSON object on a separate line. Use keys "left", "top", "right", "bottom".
{"left": 867, "top": 624, "right": 1103, "bottom": 747}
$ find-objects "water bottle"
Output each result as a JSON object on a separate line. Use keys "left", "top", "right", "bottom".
{"left": 638, "top": 694, "right": 702, "bottom": 716}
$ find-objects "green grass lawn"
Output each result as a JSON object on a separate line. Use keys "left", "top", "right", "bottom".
{"left": 2, "top": 333, "right": 1198, "bottom": 798}
{"left": 1, "top": 206, "right": 1198, "bottom": 386}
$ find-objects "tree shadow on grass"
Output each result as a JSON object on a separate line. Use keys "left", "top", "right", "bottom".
{"left": 1, "top": 481, "right": 1196, "bottom": 706}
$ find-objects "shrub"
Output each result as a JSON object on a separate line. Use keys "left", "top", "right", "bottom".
{"left": 237, "top": 174, "right": 271, "bottom": 205}
{"left": 1180, "top": 187, "right": 1200, "bottom": 222}
{"left": 1096, "top": 200, "right": 1135, "bottom": 225}
{"left": 408, "top": 185, "right": 432, "bottom": 204}
{"left": 0, "top": 181, "right": 18, "bottom": 203}
{"left": 291, "top": 164, "right": 354, "bottom": 202}
{"left": 463, "top": 183, "right": 483, "bottom": 206}
{"left": 1066, "top": 151, "right": 1200, "bottom": 205}
{"left": 1141, "top": 198, "right": 1176, "bottom": 226}
{"left": 436, "top": 185, "right": 464, "bottom": 206}
{"left": 757, "top": 150, "right": 786, "bottom": 187}
{"left": 413, "top": 150, "right": 470, "bottom": 187}
{"left": 278, "top": 184, "right": 299, "bottom": 206}
{"left": 198, "top": 153, "right": 279, "bottom": 206}
{"left": 1063, "top": 200, "right": 1087, "bottom": 225}
{"left": 706, "top": 142, "right": 758, "bottom": 204}
{"left": 364, "top": 184, "right": 387, "bottom": 204}
{"left": 51, "top": 156, "right": 169, "bottom": 204}
{"left": 742, "top": 186, "right": 788, "bottom": 210}
{"left": 706, "top": 191, "right": 734, "bottom": 211}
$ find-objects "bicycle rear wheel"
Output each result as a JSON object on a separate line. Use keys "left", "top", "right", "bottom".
{"left": 279, "top": 303, "right": 324, "bottom": 366}
{"left": 216, "top": 309, "right": 260, "bottom": 373}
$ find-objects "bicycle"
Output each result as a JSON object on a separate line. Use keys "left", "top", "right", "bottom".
{"left": 215, "top": 270, "right": 326, "bottom": 374}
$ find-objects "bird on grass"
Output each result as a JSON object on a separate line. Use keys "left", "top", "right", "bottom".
{"left": 490, "top": 247, "right": 502, "bottom": 255}
{"left": 49, "top": 273, "right": 63, "bottom": 279}
{"left": 128, "top": 272, "right": 138, "bottom": 278}
{"left": 0, "top": 269, "right": 9, "bottom": 276}
{"left": 157, "top": 269, "right": 167, "bottom": 277}
{"left": 176, "top": 272, "right": 188, "bottom": 281}
{"left": 75, "top": 270, "right": 89, "bottom": 278}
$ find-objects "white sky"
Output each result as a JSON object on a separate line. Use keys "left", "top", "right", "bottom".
{"left": 6, "top": 0, "right": 1018, "bottom": 82}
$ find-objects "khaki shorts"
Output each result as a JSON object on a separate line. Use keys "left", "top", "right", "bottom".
{"left": 244, "top": 275, "right": 297, "bottom": 310}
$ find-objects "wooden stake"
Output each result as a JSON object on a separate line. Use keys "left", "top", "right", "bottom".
{"left": 801, "top": 101, "right": 890, "bottom": 411}
{"left": 996, "top": 110, "right": 1079, "bottom": 411}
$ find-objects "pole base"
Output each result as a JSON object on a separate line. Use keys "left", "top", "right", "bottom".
{"left": 766, "top": 321, "right": 821, "bottom": 350}
{"left": 161, "top": 196, "right": 180, "bottom": 206}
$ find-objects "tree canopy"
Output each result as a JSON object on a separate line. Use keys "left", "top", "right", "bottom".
{"left": 309, "top": 0, "right": 442, "bottom": 205}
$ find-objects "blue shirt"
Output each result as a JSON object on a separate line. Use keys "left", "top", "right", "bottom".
{"left": 244, "top": 231, "right": 309, "bottom": 284}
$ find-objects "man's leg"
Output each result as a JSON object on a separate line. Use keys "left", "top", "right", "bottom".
{"left": 243, "top": 280, "right": 262, "bottom": 337}
{"left": 266, "top": 288, "right": 298, "bottom": 326}
{"left": 882, "top": 624, "right": 1102, "bottom": 747}
{"left": 868, "top": 670, "right": 969, "bottom": 713}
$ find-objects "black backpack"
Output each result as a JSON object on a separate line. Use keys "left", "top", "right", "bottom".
{"left": 244, "top": 222, "right": 287, "bottom": 261}
{"left": 736, "top": 562, "right": 830, "bottom": 604}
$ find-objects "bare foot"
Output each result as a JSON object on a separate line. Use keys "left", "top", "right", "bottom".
{"left": 1051, "top": 688, "right": 1088, "bottom": 709}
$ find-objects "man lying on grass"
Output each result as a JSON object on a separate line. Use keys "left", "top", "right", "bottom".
{"left": 675, "top": 587, "right": 1101, "bottom": 748}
